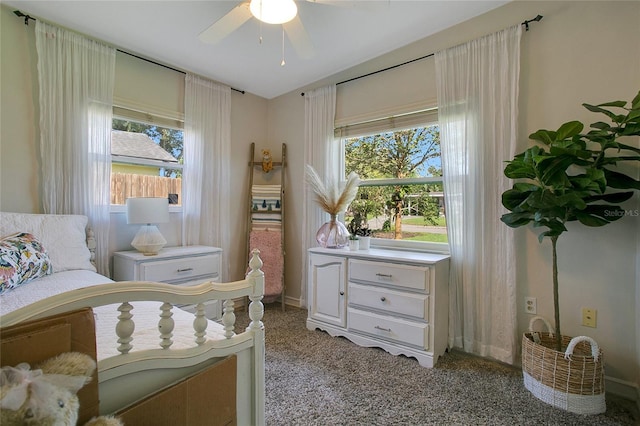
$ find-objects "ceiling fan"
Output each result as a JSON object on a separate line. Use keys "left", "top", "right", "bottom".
{"left": 198, "top": 0, "right": 316, "bottom": 62}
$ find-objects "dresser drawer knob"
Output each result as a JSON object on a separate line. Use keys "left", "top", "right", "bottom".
{"left": 374, "top": 325, "right": 392, "bottom": 332}
{"left": 375, "top": 273, "right": 392, "bottom": 279}
{"left": 380, "top": 296, "right": 386, "bottom": 302}
{"left": 177, "top": 267, "right": 194, "bottom": 272}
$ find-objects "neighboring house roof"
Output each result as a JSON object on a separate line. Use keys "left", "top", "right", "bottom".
{"left": 111, "top": 130, "right": 178, "bottom": 163}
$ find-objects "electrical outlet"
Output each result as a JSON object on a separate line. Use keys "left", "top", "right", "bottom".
{"left": 582, "top": 307, "right": 597, "bottom": 328}
{"left": 525, "top": 297, "right": 537, "bottom": 314}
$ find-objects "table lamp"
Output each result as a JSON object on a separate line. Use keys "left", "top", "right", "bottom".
{"left": 126, "top": 197, "right": 170, "bottom": 255}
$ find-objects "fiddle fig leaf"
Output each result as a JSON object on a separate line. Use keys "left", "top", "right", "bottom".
{"left": 587, "top": 168, "right": 606, "bottom": 193}
{"left": 584, "top": 191, "right": 634, "bottom": 204}
{"left": 513, "top": 182, "right": 540, "bottom": 193}
{"left": 538, "top": 155, "right": 574, "bottom": 186}
{"left": 583, "top": 103, "right": 627, "bottom": 124}
{"left": 555, "top": 121, "right": 583, "bottom": 141}
{"left": 625, "top": 108, "right": 640, "bottom": 122}
{"left": 632, "top": 91, "right": 640, "bottom": 110}
{"left": 504, "top": 160, "right": 536, "bottom": 179}
{"left": 590, "top": 121, "right": 612, "bottom": 130}
{"left": 526, "top": 189, "right": 558, "bottom": 209}
{"left": 500, "top": 212, "right": 533, "bottom": 228}
{"left": 621, "top": 122, "right": 640, "bottom": 136}
{"left": 549, "top": 146, "right": 592, "bottom": 159}
{"left": 575, "top": 211, "right": 609, "bottom": 227}
{"left": 529, "top": 129, "right": 556, "bottom": 145}
{"left": 502, "top": 188, "right": 532, "bottom": 211}
{"left": 575, "top": 204, "right": 623, "bottom": 226}
{"left": 604, "top": 168, "right": 640, "bottom": 190}
{"left": 615, "top": 142, "right": 640, "bottom": 154}
{"left": 594, "top": 100, "right": 627, "bottom": 108}
{"left": 554, "top": 193, "right": 587, "bottom": 210}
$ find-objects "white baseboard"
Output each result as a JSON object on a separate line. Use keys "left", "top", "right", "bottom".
{"left": 605, "top": 375, "right": 639, "bottom": 401}
{"left": 283, "top": 295, "right": 302, "bottom": 308}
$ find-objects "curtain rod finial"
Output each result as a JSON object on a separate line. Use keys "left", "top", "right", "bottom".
{"left": 522, "top": 14, "right": 543, "bottom": 31}
{"left": 13, "top": 10, "right": 34, "bottom": 25}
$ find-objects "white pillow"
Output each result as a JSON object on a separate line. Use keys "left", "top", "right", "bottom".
{"left": 0, "top": 212, "right": 96, "bottom": 273}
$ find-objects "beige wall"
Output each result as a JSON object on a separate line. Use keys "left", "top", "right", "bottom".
{"left": 271, "top": 1, "right": 639, "bottom": 392}
{"left": 1, "top": 0, "right": 638, "bottom": 395}
{"left": 1, "top": 5, "right": 40, "bottom": 213}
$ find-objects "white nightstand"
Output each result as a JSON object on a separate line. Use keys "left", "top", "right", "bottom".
{"left": 113, "top": 245, "right": 223, "bottom": 319}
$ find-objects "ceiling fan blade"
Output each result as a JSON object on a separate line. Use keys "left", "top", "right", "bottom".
{"left": 199, "top": 2, "right": 252, "bottom": 45}
{"left": 283, "top": 16, "right": 314, "bottom": 59}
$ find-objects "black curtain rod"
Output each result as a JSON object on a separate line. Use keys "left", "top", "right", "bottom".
{"left": 301, "top": 14, "right": 543, "bottom": 97}
{"left": 12, "top": 10, "right": 245, "bottom": 95}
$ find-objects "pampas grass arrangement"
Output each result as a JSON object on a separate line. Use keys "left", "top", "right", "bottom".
{"left": 305, "top": 165, "right": 360, "bottom": 248}
{"left": 305, "top": 165, "right": 360, "bottom": 216}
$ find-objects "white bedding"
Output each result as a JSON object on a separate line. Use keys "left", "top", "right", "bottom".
{"left": 0, "top": 270, "right": 226, "bottom": 361}
{"left": 0, "top": 269, "right": 111, "bottom": 314}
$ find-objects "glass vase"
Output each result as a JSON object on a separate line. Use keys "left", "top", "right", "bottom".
{"left": 316, "top": 215, "right": 349, "bottom": 249}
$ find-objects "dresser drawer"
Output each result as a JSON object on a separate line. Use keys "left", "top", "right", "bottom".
{"left": 140, "top": 254, "right": 219, "bottom": 283}
{"left": 348, "top": 283, "right": 428, "bottom": 320}
{"left": 348, "top": 308, "right": 428, "bottom": 349}
{"left": 348, "top": 259, "right": 429, "bottom": 292}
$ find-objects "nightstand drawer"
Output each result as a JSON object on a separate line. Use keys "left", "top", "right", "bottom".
{"left": 348, "top": 259, "right": 429, "bottom": 292}
{"left": 140, "top": 255, "right": 219, "bottom": 283}
{"left": 348, "top": 308, "right": 429, "bottom": 349}
{"left": 348, "top": 283, "right": 428, "bottom": 320}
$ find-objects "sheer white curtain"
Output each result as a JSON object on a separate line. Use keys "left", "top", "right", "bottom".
{"left": 183, "top": 74, "right": 231, "bottom": 280}
{"left": 35, "top": 21, "right": 115, "bottom": 276}
{"left": 435, "top": 25, "right": 521, "bottom": 364}
{"left": 301, "top": 85, "right": 338, "bottom": 307}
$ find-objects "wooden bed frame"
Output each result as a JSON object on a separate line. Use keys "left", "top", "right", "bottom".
{"left": 1, "top": 250, "right": 266, "bottom": 425}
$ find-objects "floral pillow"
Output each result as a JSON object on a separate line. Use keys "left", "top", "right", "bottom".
{"left": 0, "top": 232, "right": 53, "bottom": 294}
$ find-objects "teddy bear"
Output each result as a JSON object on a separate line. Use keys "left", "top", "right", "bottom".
{"left": 261, "top": 148, "right": 273, "bottom": 173}
{"left": 0, "top": 352, "right": 123, "bottom": 426}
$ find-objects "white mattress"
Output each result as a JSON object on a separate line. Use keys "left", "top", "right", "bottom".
{"left": 0, "top": 270, "right": 226, "bottom": 361}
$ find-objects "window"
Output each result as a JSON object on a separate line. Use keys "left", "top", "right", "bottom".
{"left": 339, "top": 108, "right": 447, "bottom": 250}
{"left": 111, "top": 115, "right": 184, "bottom": 206}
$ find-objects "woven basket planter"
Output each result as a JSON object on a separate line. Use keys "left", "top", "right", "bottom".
{"left": 522, "top": 317, "right": 605, "bottom": 415}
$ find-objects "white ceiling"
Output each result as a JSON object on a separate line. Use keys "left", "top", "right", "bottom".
{"left": 4, "top": 1, "right": 509, "bottom": 99}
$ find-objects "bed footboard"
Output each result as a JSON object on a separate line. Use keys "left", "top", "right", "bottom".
{"left": 0, "top": 249, "right": 266, "bottom": 425}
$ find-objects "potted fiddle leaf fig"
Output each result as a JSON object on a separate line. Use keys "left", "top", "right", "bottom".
{"left": 500, "top": 91, "right": 640, "bottom": 413}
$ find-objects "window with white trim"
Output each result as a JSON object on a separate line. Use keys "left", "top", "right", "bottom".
{"left": 111, "top": 107, "right": 184, "bottom": 206}
{"left": 339, "top": 108, "right": 448, "bottom": 251}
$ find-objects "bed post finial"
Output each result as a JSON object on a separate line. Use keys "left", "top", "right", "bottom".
{"left": 247, "top": 249, "right": 264, "bottom": 331}
{"left": 248, "top": 248, "right": 263, "bottom": 273}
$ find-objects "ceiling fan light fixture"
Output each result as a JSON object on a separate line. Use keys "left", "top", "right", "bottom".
{"left": 250, "top": 0, "right": 297, "bottom": 25}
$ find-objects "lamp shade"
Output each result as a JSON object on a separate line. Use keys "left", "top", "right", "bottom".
{"left": 126, "top": 197, "right": 169, "bottom": 225}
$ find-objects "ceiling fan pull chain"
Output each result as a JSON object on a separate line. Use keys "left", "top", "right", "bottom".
{"left": 281, "top": 26, "right": 286, "bottom": 66}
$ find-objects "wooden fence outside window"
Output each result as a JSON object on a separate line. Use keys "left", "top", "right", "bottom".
{"left": 111, "top": 173, "right": 182, "bottom": 205}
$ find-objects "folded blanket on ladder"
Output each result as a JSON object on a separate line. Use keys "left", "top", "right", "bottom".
{"left": 249, "top": 229, "right": 283, "bottom": 303}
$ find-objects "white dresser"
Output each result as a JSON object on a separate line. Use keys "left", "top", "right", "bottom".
{"left": 307, "top": 247, "right": 450, "bottom": 368}
{"left": 113, "top": 245, "right": 223, "bottom": 319}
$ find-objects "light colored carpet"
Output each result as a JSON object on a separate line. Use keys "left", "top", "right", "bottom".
{"left": 238, "top": 304, "right": 638, "bottom": 426}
